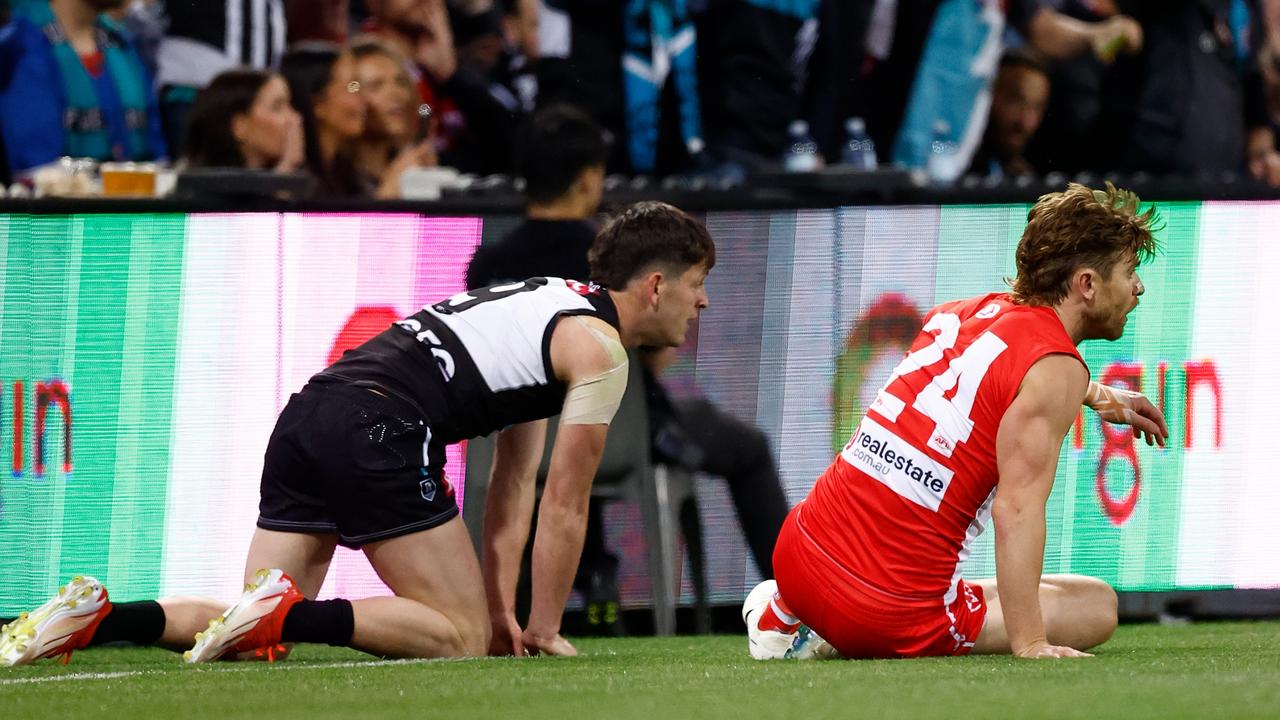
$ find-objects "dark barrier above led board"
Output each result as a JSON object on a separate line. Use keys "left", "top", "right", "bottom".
{"left": 1, "top": 202, "right": 1276, "bottom": 614}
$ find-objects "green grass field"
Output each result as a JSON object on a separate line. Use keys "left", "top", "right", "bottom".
{"left": 2, "top": 622, "right": 1278, "bottom": 719}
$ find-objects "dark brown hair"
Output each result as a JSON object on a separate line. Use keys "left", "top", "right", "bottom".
{"left": 588, "top": 202, "right": 716, "bottom": 289}
{"left": 279, "top": 45, "right": 364, "bottom": 197}
{"left": 183, "top": 70, "right": 276, "bottom": 168}
{"left": 1010, "top": 182, "right": 1160, "bottom": 305}
{"left": 519, "top": 104, "right": 609, "bottom": 204}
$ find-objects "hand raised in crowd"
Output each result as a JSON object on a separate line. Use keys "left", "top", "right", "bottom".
{"left": 414, "top": 0, "right": 458, "bottom": 83}
{"left": 274, "top": 114, "right": 306, "bottom": 173}
{"left": 1247, "top": 145, "right": 1280, "bottom": 188}
{"left": 375, "top": 138, "right": 438, "bottom": 199}
{"left": 1091, "top": 14, "right": 1143, "bottom": 63}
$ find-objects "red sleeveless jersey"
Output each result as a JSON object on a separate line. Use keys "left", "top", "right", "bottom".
{"left": 800, "top": 293, "right": 1084, "bottom": 605}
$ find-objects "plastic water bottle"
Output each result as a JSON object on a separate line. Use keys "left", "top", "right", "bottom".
{"left": 840, "top": 117, "right": 877, "bottom": 171}
{"left": 926, "top": 119, "right": 961, "bottom": 183}
{"left": 783, "top": 120, "right": 820, "bottom": 172}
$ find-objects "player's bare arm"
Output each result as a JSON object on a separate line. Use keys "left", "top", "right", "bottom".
{"left": 523, "top": 314, "right": 629, "bottom": 656}
{"left": 993, "top": 354, "right": 1091, "bottom": 659}
{"left": 482, "top": 418, "right": 547, "bottom": 656}
{"left": 1084, "top": 381, "right": 1169, "bottom": 447}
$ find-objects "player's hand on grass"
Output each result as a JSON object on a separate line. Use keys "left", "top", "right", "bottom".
{"left": 1014, "top": 641, "right": 1093, "bottom": 659}
{"left": 489, "top": 614, "right": 527, "bottom": 657}
{"left": 1084, "top": 382, "right": 1169, "bottom": 447}
{"left": 522, "top": 629, "right": 577, "bottom": 657}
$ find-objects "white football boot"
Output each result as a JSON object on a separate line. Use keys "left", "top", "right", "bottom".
{"left": 742, "top": 579, "right": 840, "bottom": 660}
{"left": 742, "top": 580, "right": 798, "bottom": 660}
{"left": 184, "top": 568, "right": 302, "bottom": 664}
{"left": 0, "top": 575, "right": 112, "bottom": 666}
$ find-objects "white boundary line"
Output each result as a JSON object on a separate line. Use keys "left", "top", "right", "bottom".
{"left": 0, "top": 656, "right": 488, "bottom": 686}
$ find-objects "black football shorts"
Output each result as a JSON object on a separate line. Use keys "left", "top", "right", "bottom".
{"left": 256, "top": 382, "right": 458, "bottom": 548}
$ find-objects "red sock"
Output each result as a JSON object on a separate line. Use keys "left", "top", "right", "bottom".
{"left": 756, "top": 592, "right": 801, "bottom": 634}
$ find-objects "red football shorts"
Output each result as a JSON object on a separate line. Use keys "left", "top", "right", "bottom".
{"left": 772, "top": 504, "right": 987, "bottom": 659}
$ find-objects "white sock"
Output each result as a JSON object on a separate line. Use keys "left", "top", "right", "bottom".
{"left": 769, "top": 597, "right": 800, "bottom": 628}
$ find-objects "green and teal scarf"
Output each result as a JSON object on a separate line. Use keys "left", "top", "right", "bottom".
{"left": 14, "top": 1, "right": 151, "bottom": 160}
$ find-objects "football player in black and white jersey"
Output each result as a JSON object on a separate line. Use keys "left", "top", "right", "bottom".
{"left": 0, "top": 202, "right": 713, "bottom": 667}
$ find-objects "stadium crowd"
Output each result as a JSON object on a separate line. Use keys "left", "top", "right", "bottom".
{"left": 1, "top": 0, "right": 1279, "bottom": 194}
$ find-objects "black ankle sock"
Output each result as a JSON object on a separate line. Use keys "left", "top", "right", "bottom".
{"left": 89, "top": 600, "right": 166, "bottom": 646}
{"left": 280, "top": 599, "right": 354, "bottom": 647}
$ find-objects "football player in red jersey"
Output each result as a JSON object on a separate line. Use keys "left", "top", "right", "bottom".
{"left": 746, "top": 183, "right": 1168, "bottom": 661}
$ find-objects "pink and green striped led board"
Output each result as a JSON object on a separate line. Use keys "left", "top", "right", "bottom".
{"left": 1, "top": 202, "right": 1277, "bottom": 614}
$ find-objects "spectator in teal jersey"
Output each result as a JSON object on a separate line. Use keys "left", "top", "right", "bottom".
{"left": 0, "top": 0, "right": 167, "bottom": 178}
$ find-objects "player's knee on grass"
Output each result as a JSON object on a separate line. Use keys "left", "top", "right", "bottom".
{"left": 428, "top": 598, "right": 489, "bottom": 658}
{"left": 1045, "top": 574, "right": 1118, "bottom": 649}
{"left": 1070, "top": 575, "right": 1117, "bottom": 630}
{"left": 382, "top": 605, "right": 488, "bottom": 658}
{"left": 1083, "top": 577, "right": 1119, "bottom": 647}
{"left": 456, "top": 616, "right": 490, "bottom": 658}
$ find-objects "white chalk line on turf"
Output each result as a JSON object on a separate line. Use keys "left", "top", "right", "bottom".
{"left": 0, "top": 656, "right": 483, "bottom": 686}
{"left": 0, "top": 671, "right": 142, "bottom": 686}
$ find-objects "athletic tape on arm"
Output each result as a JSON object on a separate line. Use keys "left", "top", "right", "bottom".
{"left": 1084, "top": 381, "right": 1141, "bottom": 424}
{"left": 561, "top": 317, "right": 629, "bottom": 425}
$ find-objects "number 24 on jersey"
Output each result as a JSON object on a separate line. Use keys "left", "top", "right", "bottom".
{"left": 869, "top": 313, "right": 1008, "bottom": 458}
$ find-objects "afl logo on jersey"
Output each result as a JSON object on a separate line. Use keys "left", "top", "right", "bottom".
{"left": 976, "top": 303, "right": 1001, "bottom": 320}
{"left": 567, "top": 279, "right": 601, "bottom": 297}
